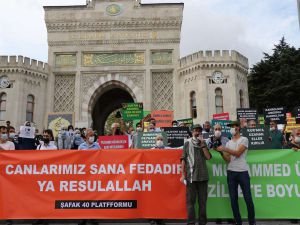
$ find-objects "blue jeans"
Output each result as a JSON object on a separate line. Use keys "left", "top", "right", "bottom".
{"left": 227, "top": 171, "right": 256, "bottom": 225}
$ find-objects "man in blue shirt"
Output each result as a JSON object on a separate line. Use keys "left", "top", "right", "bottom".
{"left": 78, "top": 128, "right": 100, "bottom": 150}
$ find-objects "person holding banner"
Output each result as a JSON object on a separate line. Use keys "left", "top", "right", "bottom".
{"left": 180, "top": 124, "right": 212, "bottom": 225}
{"left": 78, "top": 128, "right": 100, "bottom": 150}
{"left": 0, "top": 126, "right": 15, "bottom": 150}
{"left": 216, "top": 121, "right": 256, "bottom": 225}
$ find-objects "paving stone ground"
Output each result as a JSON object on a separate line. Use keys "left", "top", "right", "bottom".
{"left": 1, "top": 220, "right": 299, "bottom": 225}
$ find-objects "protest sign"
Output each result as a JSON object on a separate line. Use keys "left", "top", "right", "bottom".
{"left": 177, "top": 118, "right": 193, "bottom": 128}
{"left": 121, "top": 103, "right": 143, "bottom": 121}
{"left": 1, "top": 150, "right": 300, "bottom": 219}
{"left": 211, "top": 120, "right": 231, "bottom": 137}
{"left": 98, "top": 136, "right": 129, "bottom": 149}
{"left": 285, "top": 116, "right": 300, "bottom": 133}
{"left": 151, "top": 110, "right": 174, "bottom": 128}
{"left": 258, "top": 115, "right": 265, "bottom": 125}
{"left": 0, "top": 150, "right": 185, "bottom": 219}
{"left": 19, "top": 126, "right": 36, "bottom": 139}
{"left": 242, "top": 127, "right": 272, "bottom": 150}
{"left": 264, "top": 107, "right": 287, "bottom": 124}
{"left": 161, "top": 127, "right": 190, "bottom": 148}
{"left": 293, "top": 106, "right": 300, "bottom": 124}
{"left": 136, "top": 132, "right": 168, "bottom": 149}
{"left": 213, "top": 112, "right": 229, "bottom": 121}
{"left": 236, "top": 108, "right": 258, "bottom": 121}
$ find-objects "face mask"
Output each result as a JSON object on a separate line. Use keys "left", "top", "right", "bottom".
{"left": 69, "top": 129, "right": 73, "bottom": 133}
{"left": 173, "top": 125, "right": 177, "bottom": 127}
{"left": 270, "top": 127, "right": 275, "bottom": 131}
{"left": 136, "top": 127, "right": 142, "bottom": 132}
{"left": 214, "top": 130, "right": 222, "bottom": 138}
{"left": 1, "top": 134, "right": 8, "bottom": 140}
{"left": 230, "top": 128, "right": 236, "bottom": 136}
{"left": 9, "top": 133, "right": 16, "bottom": 139}
{"left": 75, "top": 134, "right": 81, "bottom": 138}
{"left": 295, "top": 136, "right": 300, "bottom": 144}
{"left": 43, "top": 138, "right": 50, "bottom": 144}
{"left": 88, "top": 136, "right": 95, "bottom": 143}
{"left": 156, "top": 140, "right": 164, "bottom": 147}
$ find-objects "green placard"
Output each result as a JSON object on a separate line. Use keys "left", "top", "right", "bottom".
{"left": 121, "top": 103, "right": 143, "bottom": 121}
{"left": 177, "top": 118, "right": 193, "bottom": 128}
{"left": 211, "top": 119, "right": 232, "bottom": 136}
{"left": 136, "top": 132, "right": 168, "bottom": 149}
{"left": 259, "top": 115, "right": 265, "bottom": 125}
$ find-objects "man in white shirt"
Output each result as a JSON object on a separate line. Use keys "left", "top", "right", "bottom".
{"left": 0, "top": 126, "right": 15, "bottom": 150}
{"left": 36, "top": 129, "right": 57, "bottom": 150}
{"left": 216, "top": 121, "right": 256, "bottom": 225}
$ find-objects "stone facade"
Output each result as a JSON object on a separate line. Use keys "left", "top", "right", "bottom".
{"left": 0, "top": 0, "right": 249, "bottom": 131}
{"left": 0, "top": 56, "right": 49, "bottom": 131}
{"left": 177, "top": 50, "right": 249, "bottom": 124}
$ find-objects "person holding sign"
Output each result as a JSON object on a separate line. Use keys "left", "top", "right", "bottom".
{"left": 180, "top": 124, "right": 212, "bottom": 225}
{"left": 216, "top": 121, "right": 256, "bottom": 225}
{"left": 269, "top": 120, "right": 284, "bottom": 149}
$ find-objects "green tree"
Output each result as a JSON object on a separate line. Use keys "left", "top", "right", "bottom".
{"left": 248, "top": 37, "right": 300, "bottom": 113}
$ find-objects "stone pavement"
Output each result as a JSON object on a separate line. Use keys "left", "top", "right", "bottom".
{"left": 0, "top": 220, "right": 299, "bottom": 225}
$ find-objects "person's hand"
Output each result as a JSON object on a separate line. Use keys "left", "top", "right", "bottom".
{"left": 197, "top": 135, "right": 203, "bottom": 142}
{"left": 180, "top": 175, "right": 186, "bottom": 184}
{"left": 216, "top": 145, "right": 224, "bottom": 152}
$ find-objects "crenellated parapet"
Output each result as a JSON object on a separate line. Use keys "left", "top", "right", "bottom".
{"left": 178, "top": 50, "right": 249, "bottom": 76}
{"left": 0, "top": 56, "right": 49, "bottom": 80}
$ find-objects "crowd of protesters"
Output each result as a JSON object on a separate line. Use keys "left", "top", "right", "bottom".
{"left": 1, "top": 117, "right": 300, "bottom": 225}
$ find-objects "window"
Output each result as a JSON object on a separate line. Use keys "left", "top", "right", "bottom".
{"left": 0, "top": 93, "right": 7, "bottom": 120}
{"left": 239, "top": 90, "right": 244, "bottom": 108}
{"left": 190, "top": 91, "right": 197, "bottom": 119}
{"left": 26, "top": 95, "right": 34, "bottom": 122}
{"left": 215, "top": 88, "right": 223, "bottom": 113}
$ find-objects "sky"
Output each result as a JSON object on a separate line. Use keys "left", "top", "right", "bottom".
{"left": 0, "top": 0, "right": 299, "bottom": 66}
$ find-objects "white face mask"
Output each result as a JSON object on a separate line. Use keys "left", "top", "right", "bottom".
{"left": 88, "top": 136, "right": 95, "bottom": 143}
{"left": 173, "top": 125, "right": 177, "bottom": 127}
{"left": 156, "top": 140, "right": 164, "bottom": 147}
{"left": 295, "top": 136, "right": 300, "bottom": 144}
{"left": 9, "top": 133, "right": 16, "bottom": 139}
{"left": 230, "top": 128, "right": 236, "bottom": 136}
{"left": 214, "top": 130, "right": 222, "bottom": 138}
{"left": 270, "top": 127, "right": 275, "bottom": 131}
{"left": 136, "top": 127, "right": 143, "bottom": 132}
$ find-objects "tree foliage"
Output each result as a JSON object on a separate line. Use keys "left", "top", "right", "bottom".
{"left": 248, "top": 37, "right": 300, "bottom": 113}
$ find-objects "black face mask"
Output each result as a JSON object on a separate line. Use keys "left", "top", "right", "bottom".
{"left": 115, "top": 128, "right": 121, "bottom": 135}
{"left": 43, "top": 138, "right": 50, "bottom": 144}
{"left": 204, "top": 128, "right": 210, "bottom": 132}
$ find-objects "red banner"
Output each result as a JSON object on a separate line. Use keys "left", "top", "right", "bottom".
{"left": 0, "top": 150, "right": 185, "bottom": 219}
{"left": 151, "top": 110, "right": 174, "bottom": 128}
{"left": 98, "top": 135, "right": 129, "bottom": 149}
{"left": 213, "top": 112, "right": 230, "bottom": 120}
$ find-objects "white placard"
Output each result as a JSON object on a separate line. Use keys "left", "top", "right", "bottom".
{"left": 19, "top": 126, "right": 36, "bottom": 139}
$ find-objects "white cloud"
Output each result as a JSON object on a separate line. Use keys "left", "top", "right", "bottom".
{"left": 0, "top": 0, "right": 299, "bottom": 66}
